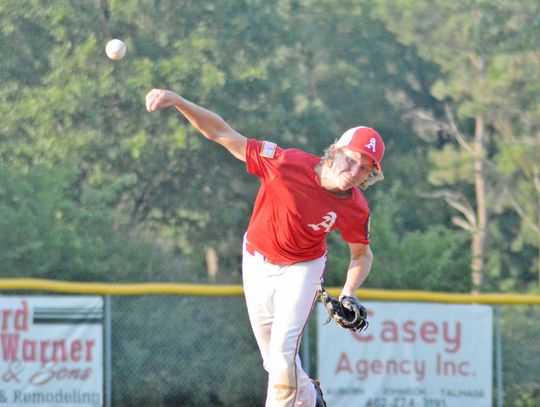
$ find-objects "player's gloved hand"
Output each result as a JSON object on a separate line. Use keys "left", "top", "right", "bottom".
{"left": 317, "top": 286, "right": 369, "bottom": 332}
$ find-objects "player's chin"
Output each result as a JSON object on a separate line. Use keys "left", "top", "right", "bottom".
{"left": 337, "top": 179, "right": 358, "bottom": 191}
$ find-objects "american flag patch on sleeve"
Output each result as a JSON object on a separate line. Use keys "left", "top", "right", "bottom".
{"left": 260, "top": 141, "right": 277, "bottom": 158}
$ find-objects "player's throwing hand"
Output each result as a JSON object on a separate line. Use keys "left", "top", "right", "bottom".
{"left": 145, "top": 89, "right": 181, "bottom": 112}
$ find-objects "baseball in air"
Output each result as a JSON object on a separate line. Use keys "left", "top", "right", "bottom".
{"left": 105, "top": 39, "right": 127, "bottom": 60}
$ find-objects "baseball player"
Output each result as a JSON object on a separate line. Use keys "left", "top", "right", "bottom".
{"left": 146, "top": 88, "right": 385, "bottom": 407}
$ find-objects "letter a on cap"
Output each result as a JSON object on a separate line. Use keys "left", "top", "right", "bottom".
{"left": 365, "top": 137, "right": 377, "bottom": 152}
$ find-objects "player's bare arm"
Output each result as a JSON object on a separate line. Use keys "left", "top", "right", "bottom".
{"left": 340, "top": 242, "right": 373, "bottom": 298}
{"left": 145, "top": 89, "right": 247, "bottom": 161}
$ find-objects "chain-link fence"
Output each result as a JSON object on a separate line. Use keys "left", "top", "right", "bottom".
{"left": 1, "top": 285, "right": 539, "bottom": 407}
{"left": 105, "top": 295, "right": 540, "bottom": 407}
{"left": 107, "top": 295, "right": 266, "bottom": 406}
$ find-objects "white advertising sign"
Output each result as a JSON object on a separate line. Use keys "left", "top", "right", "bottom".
{"left": 0, "top": 297, "right": 103, "bottom": 407}
{"left": 317, "top": 302, "right": 493, "bottom": 407}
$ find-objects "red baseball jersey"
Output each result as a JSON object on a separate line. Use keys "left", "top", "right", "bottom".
{"left": 245, "top": 139, "right": 370, "bottom": 264}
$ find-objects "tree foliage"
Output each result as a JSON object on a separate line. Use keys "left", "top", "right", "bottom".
{"left": 0, "top": 0, "right": 537, "bottom": 292}
{"left": 0, "top": 165, "right": 157, "bottom": 281}
{"left": 372, "top": 0, "right": 540, "bottom": 291}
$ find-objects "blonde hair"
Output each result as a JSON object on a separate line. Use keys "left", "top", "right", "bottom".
{"left": 321, "top": 144, "right": 384, "bottom": 190}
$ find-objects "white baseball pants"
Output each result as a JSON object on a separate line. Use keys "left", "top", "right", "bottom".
{"left": 242, "top": 236, "right": 326, "bottom": 407}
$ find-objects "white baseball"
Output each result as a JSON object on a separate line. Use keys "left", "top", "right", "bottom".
{"left": 105, "top": 39, "right": 127, "bottom": 60}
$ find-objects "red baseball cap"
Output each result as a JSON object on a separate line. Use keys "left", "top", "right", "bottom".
{"left": 335, "top": 126, "right": 385, "bottom": 171}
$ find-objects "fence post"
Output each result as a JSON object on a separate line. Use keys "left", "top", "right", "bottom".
{"left": 495, "top": 304, "right": 503, "bottom": 407}
{"left": 105, "top": 295, "right": 112, "bottom": 407}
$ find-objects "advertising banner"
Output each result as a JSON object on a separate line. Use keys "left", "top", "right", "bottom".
{"left": 317, "top": 302, "right": 493, "bottom": 407}
{"left": 0, "top": 296, "right": 103, "bottom": 407}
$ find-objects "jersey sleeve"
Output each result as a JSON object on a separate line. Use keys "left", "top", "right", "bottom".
{"left": 245, "top": 139, "right": 284, "bottom": 182}
{"left": 340, "top": 213, "right": 370, "bottom": 244}
{"left": 339, "top": 192, "right": 371, "bottom": 244}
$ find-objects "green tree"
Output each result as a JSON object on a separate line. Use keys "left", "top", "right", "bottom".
{"left": 1, "top": 0, "right": 462, "bottom": 285}
{"left": 1, "top": 0, "right": 303, "bottom": 279}
{"left": 374, "top": 0, "right": 540, "bottom": 292}
{"left": 0, "top": 165, "right": 158, "bottom": 281}
{"left": 325, "top": 181, "right": 470, "bottom": 291}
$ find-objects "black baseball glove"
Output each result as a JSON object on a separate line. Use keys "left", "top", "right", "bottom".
{"left": 318, "top": 286, "right": 369, "bottom": 332}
